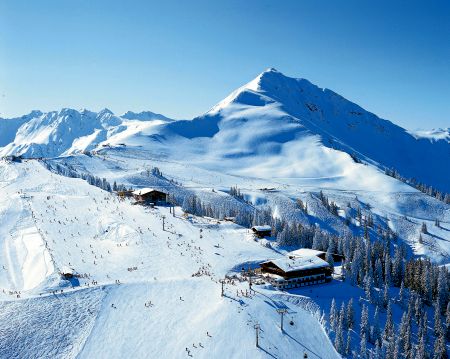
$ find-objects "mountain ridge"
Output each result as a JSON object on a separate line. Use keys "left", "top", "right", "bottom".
{"left": 1, "top": 69, "right": 448, "bottom": 192}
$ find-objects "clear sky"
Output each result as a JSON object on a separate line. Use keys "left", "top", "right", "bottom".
{"left": 0, "top": 0, "right": 449, "bottom": 130}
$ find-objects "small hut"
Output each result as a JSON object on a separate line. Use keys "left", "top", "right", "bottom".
{"left": 251, "top": 225, "right": 272, "bottom": 238}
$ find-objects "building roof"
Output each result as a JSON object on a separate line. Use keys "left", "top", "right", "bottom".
{"left": 252, "top": 225, "right": 272, "bottom": 232}
{"left": 132, "top": 188, "right": 167, "bottom": 196}
{"left": 288, "top": 248, "right": 325, "bottom": 258}
{"left": 262, "top": 255, "right": 330, "bottom": 273}
{"left": 61, "top": 265, "right": 74, "bottom": 275}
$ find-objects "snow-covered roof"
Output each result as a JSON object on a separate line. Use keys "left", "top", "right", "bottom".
{"left": 262, "top": 255, "right": 330, "bottom": 273}
{"left": 288, "top": 248, "right": 325, "bottom": 258}
{"left": 252, "top": 225, "right": 272, "bottom": 232}
{"left": 132, "top": 188, "right": 167, "bottom": 196}
{"left": 61, "top": 265, "right": 74, "bottom": 274}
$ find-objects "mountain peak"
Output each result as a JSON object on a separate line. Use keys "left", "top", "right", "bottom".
{"left": 98, "top": 108, "right": 114, "bottom": 116}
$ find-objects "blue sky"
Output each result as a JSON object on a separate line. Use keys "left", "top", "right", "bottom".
{"left": 0, "top": 0, "right": 449, "bottom": 129}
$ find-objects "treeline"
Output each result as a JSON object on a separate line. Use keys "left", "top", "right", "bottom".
{"left": 385, "top": 168, "right": 450, "bottom": 204}
{"left": 181, "top": 193, "right": 269, "bottom": 228}
{"left": 42, "top": 161, "right": 123, "bottom": 192}
{"left": 327, "top": 235, "right": 450, "bottom": 358}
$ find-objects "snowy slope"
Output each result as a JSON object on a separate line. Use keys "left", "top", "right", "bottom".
{"left": 0, "top": 160, "right": 338, "bottom": 359}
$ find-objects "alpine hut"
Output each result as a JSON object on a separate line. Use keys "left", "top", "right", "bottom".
{"left": 251, "top": 225, "right": 272, "bottom": 238}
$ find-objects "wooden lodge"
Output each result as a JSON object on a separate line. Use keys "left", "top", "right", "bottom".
{"left": 260, "top": 253, "right": 332, "bottom": 289}
{"left": 251, "top": 225, "right": 272, "bottom": 238}
{"left": 132, "top": 188, "right": 168, "bottom": 204}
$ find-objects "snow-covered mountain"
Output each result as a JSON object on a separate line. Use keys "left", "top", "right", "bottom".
{"left": 0, "top": 108, "right": 172, "bottom": 158}
{"left": 157, "top": 68, "right": 450, "bottom": 193}
{"left": 0, "top": 69, "right": 449, "bottom": 358}
{"left": 1, "top": 68, "right": 448, "bottom": 192}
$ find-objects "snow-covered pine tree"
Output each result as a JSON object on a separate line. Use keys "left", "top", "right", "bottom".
{"left": 347, "top": 298, "right": 354, "bottom": 330}
{"left": 345, "top": 330, "right": 351, "bottom": 356}
{"left": 360, "top": 304, "right": 369, "bottom": 339}
{"left": 359, "top": 333, "right": 367, "bottom": 359}
{"left": 432, "top": 333, "right": 447, "bottom": 359}
{"left": 434, "top": 298, "right": 443, "bottom": 337}
{"left": 370, "top": 306, "right": 381, "bottom": 345}
{"left": 330, "top": 298, "right": 338, "bottom": 332}
{"left": 446, "top": 302, "right": 450, "bottom": 340}
{"left": 384, "top": 302, "right": 394, "bottom": 341}
{"left": 334, "top": 312, "right": 344, "bottom": 354}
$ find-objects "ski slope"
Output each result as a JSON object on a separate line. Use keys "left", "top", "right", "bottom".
{"left": 0, "top": 160, "right": 338, "bottom": 359}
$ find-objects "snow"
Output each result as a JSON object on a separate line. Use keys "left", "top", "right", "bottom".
{"left": 0, "top": 160, "right": 339, "bottom": 358}
{"left": 288, "top": 248, "right": 326, "bottom": 258}
{"left": 0, "top": 68, "right": 449, "bottom": 357}
{"left": 409, "top": 127, "right": 450, "bottom": 143}
{"left": 263, "top": 255, "right": 330, "bottom": 273}
{"left": 131, "top": 188, "right": 167, "bottom": 196}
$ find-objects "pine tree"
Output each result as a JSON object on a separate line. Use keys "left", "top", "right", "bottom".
{"left": 384, "top": 302, "right": 394, "bottom": 341}
{"left": 371, "top": 306, "right": 381, "bottom": 344}
{"left": 435, "top": 299, "right": 443, "bottom": 337}
{"left": 433, "top": 333, "right": 447, "bottom": 359}
{"left": 330, "top": 298, "right": 337, "bottom": 331}
{"left": 347, "top": 298, "right": 354, "bottom": 329}
{"left": 393, "top": 338, "right": 400, "bottom": 359}
{"left": 416, "top": 332, "right": 426, "bottom": 359}
{"left": 334, "top": 312, "right": 344, "bottom": 354}
{"left": 375, "top": 259, "right": 383, "bottom": 288}
{"left": 364, "top": 273, "right": 374, "bottom": 303}
{"left": 345, "top": 330, "right": 351, "bottom": 356}
{"left": 422, "top": 311, "right": 429, "bottom": 347}
{"left": 403, "top": 321, "right": 412, "bottom": 359}
{"left": 436, "top": 268, "right": 448, "bottom": 311}
{"left": 360, "top": 304, "right": 369, "bottom": 339}
{"left": 445, "top": 301, "right": 450, "bottom": 340}
{"left": 384, "top": 254, "right": 391, "bottom": 286}
{"left": 382, "top": 283, "right": 389, "bottom": 309}
{"left": 326, "top": 246, "right": 334, "bottom": 272}
{"left": 360, "top": 333, "right": 367, "bottom": 359}
{"left": 415, "top": 296, "right": 423, "bottom": 325}
{"left": 339, "top": 302, "right": 347, "bottom": 330}
{"left": 373, "top": 340, "right": 381, "bottom": 359}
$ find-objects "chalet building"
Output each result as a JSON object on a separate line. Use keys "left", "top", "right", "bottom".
{"left": 132, "top": 188, "right": 168, "bottom": 204}
{"left": 260, "top": 255, "right": 332, "bottom": 289}
{"left": 251, "top": 225, "right": 272, "bottom": 238}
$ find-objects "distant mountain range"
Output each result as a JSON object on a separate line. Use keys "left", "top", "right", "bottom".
{"left": 1, "top": 68, "right": 449, "bottom": 192}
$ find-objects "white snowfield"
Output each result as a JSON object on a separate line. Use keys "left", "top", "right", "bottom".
{"left": 0, "top": 68, "right": 449, "bottom": 358}
{"left": 0, "top": 160, "right": 338, "bottom": 359}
